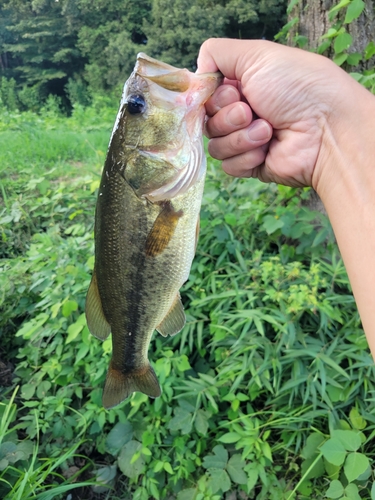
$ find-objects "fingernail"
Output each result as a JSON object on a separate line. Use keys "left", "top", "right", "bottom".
{"left": 227, "top": 105, "right": 247, "bottom": 126}
{"left": 247, "top": 121, "right": 271, "bottom": 142}
{"left": 215, "top": 86, "right": 239, "bottom": 109}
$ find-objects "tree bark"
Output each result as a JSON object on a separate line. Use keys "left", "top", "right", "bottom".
{"left": 288, "top": 0, "right": 375, "bottom": 71}
{"left": 286, "top": 0, "right": 375, "bottom": 213}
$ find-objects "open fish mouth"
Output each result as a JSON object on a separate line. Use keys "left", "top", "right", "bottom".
{"left": 135, "top": 52, "right": 222, "bottom": 95}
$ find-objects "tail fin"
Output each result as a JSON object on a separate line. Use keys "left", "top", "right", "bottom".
{"left": 102, "top": 361, "right": 161, "bottom": 409}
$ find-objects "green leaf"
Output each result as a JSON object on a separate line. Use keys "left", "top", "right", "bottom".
{"left": 329, "top": 0, "right": 350, "bottom": 14}
{"left": 320, "top": 438, "right": 347, "bottom": 466}
{"left": 262, "top": 215, "right": 284, "bottom": 234}
{"left": 168, "top": 407, "right": 192, "bottom": 435}
{"left": 318, "top": 40, "right": 332, "bottom": 54}
{"left": 62, "top": 299, "right": 78, "bottom": 317}
{"left": 202, "top": 445, "right": 228, "bottom": 470}
{"left": 0, "top": 442, "right": 17, "bottom": 464}
{"left": 344, "top": 452, "right": 369, "bottom": 482}
{"left": 16, "top": 313, "right": 49, "bottom": 339}
{"left": 371, "top": 481, "right": 375, "bottom": 500}
{"left": 318, "top": 354, "right": 350, "bottom": 379}
{"left": 333, "top": 53, "right": 348, "bottom": 66}
{"left": 36, "top": 380, "right": 51, "bottom": 399}
{"left": 331, "top": 430, "right": 361, "bottom": 452}
{"left": 217, "top": 432, "right": 241, "bottom": 444}
{"left": 287, "top": 0, "right": 301, "bottom": 14}
{"left": 177, "top": 489, "right": 197, "bottom": 500}
{"left": 66, "top": 321, "right": 84, "bottom": 343}
{"left": 321, "top": 28, "right": 338, "bottom": 39}
{"left": 164, "top": 462, "right": 174, "bottom": 474}
{"left": 326, "top": 479, "right": 344, "bottom": 499}
{"left": 301, "top": 433, "right": 325, "bottom": 459}
{"left": 174, "top": 354, "right": 191, "bottom": 372}
{"left": 365, "top": 41, "right": 375, "bottom": 60}
{"left": 344, "top": 483, "right": 361, "bottom": 500}
{"left": 118, "top": 441, "right": 145, "bottom": 479}
{"left": 324, "top": 458, "right": 341, "bottom": 480}
{"left": 349, "top": 407, "right": 367, "bottom": 430}
{"left": 21, "top": 383, "right": 37, "bottom": 400}
{"left": 224, "top": 213, "right": 236, "bottom": 226}
{"left": 334, "top": 32, "right": 352, "bottom": 54}
{"left": 207, "top": 468, "right": 231, "bottom": 493}
{"left": 346, "top": 53, "right": 362, "bottom": 66}
{"left": 227, "top": 454, "right": 247, "bottom": 484}
{"left": 106, "top": 422, "right": 133, "bottom": 456}
{"left": 301, "top": 455, "right": 325, "bottom": 479}
{"left": 312, "top": 228, "right": 328, "bottom": 247}
{"left": 345, "top": 0, "right": 365, "bottom": 23}
{"left": 195, "top": 409, "right": 210, "bottom": 435}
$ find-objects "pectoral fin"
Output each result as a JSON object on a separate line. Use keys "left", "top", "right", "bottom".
{"left": 85, "top": 270, "right": 111, "bottom": 340}
{"left": 156, "top": 293, "right": 186, "bottom": 337}
{"left": 145, "top": 201, "right": 183, "bottom": 257}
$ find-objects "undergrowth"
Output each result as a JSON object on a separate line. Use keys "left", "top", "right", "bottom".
{"left": 1, "top": 109, "right": 375, "bottom": 499}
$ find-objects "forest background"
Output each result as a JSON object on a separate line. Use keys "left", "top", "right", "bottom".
{"left": 1, "top": 0, "right": 375, "bottom": 500}
{"left": 0, "top": 0, "right": 285, "bottom": 111}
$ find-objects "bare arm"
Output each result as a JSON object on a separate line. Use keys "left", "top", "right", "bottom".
{"left": 317, "top": 82, "right": 375, "bottom": 356}
{"left": 197, "top": 38, "right": 375, "bottom": 356}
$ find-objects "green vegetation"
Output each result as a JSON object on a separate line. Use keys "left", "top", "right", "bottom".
{"left": 0, "top": 0, "right": 286, "bottom": 111}
{"left": 1, "top": 0, "right": 375, "bottom": 498}
{"left": 1, "top": 102, "right": 375, "bottom": 499}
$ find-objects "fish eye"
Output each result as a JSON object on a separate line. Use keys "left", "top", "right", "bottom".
{"left": 126, "top": 94, "right": 146, "bottom": 115}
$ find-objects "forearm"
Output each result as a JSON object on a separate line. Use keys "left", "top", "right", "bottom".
{"left": 315, "top": 79, "right": 375, "bottom": 357}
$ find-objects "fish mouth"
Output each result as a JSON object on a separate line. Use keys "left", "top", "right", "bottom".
{"left": 128, "top": 53, "right": 223, "bottom": 201}
{"left": 135, "top": 52, "right": 222, "bottom": 96}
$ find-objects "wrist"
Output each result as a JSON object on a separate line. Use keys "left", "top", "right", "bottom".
{"left": 314, "top": 73, "right": 375, "bottom": 200}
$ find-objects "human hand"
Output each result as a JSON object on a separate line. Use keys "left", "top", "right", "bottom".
{"left": 198, "top": 38, "right": 375, "bottom": 360}
{"left": 197, "top": 38, "right": 360, "bottom": 190}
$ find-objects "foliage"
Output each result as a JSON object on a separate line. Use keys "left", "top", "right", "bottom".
{"left": 277, "top": 0, "right": 375, "bottom": 93}
{"left": 1, "top": 100, "right": 375, "bottom": 498}
{"left": 0, "top": 0, "right": 287, "bottom": 110}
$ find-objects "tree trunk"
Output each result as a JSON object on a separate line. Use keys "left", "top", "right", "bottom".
{"left": 287, "top": 0, "right": 375, "bottom": 71}
{"left": 286, "top": 0, "right": 375, "bottom": 212}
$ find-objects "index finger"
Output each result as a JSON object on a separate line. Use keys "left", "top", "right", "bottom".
{"left": 197, "top": 38, "right": 266, "bottom": 80}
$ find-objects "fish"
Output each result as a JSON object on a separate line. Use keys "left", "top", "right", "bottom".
{"left": 85, "top": 52, "right": 222, "bottom": 409}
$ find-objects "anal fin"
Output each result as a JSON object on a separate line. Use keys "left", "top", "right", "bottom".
{"left": 102, "top": 361, "right": 161, "bottom": 409}
{"left": 156, "top": 293, "right": 185, "bottom": 337}
{"left": 145, "top": 201, "right": 183, "bottom": 257}
{"left": 85, "top": 270, "right": 111, "bottom": 340}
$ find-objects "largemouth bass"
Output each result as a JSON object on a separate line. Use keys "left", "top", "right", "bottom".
{"left": 85, "top": 53, "right": 222, "bottom": 409}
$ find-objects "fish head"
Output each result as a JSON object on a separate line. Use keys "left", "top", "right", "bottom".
{"left": 110, "top": 53, "right": 222, "bottom": 201}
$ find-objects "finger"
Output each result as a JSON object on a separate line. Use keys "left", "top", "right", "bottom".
{"left": 206, "top": 101, "right": 252, "bottom": 138}
{"left": 207, "top": 119, "right": 272, "bottom": 159}
{"left": 221, "top": 145, "right": 269, "bottom": 178}
{"left": 197, "top": 38, "right": 271, "bottom": 80}
{"left": 205, "top": 84, "right": 241, "bottom": 116}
